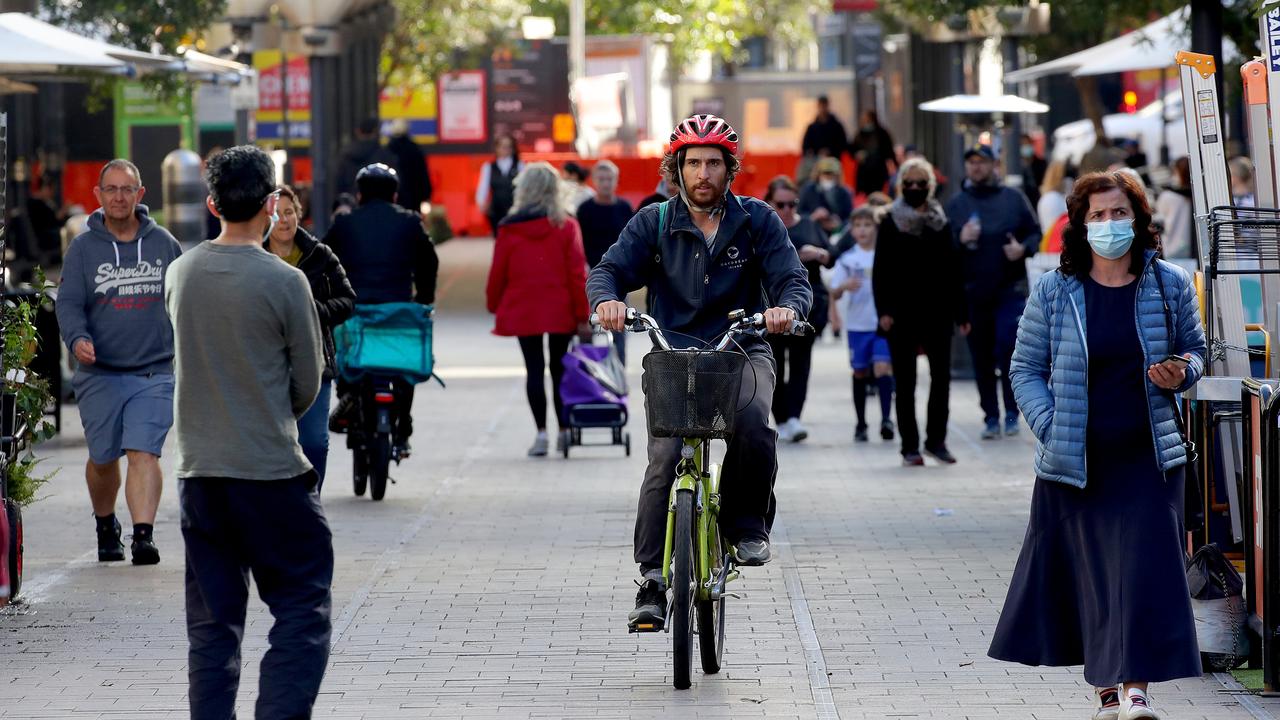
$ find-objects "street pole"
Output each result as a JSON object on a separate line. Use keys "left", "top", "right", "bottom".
{"left": 279, "top": 15, "right": 293, "bottom": 185}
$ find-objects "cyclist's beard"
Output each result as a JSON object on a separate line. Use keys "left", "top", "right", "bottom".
{"left": 677, "top": 173, "right": 727, "bottom": 215}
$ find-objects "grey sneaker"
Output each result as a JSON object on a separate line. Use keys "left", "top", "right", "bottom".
{"left": 734, "top": 538, "right": 772, "bottom": 566}
{"left": 1119, "top": 690, "right": 1158, "bottom": 720}
{"left": 628, "top": 578, "right": 666, "bottom": 632}
{"left": 527, "top": 433, "right": 549, "bottom": 457}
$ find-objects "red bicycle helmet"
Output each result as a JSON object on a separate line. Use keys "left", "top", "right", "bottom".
{"left": 668, "top": 114, "right": 740, "bottom": 156}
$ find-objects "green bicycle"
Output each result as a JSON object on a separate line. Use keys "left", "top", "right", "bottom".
{"left": 614, "top": 307, "right": 811, "bottom": 690}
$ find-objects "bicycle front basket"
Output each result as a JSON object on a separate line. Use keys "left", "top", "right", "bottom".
{"left": 641, "top": 350, "right": 746, "bottom": 439}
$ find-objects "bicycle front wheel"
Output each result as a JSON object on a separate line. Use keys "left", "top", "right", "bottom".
{"left": 697, "top": 531, "right": 726, "bottom": 673}
{"left": 671, "top": 489, "right": 695, "bottom": 690}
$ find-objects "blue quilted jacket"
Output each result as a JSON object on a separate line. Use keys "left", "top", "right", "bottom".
{"left": 1010, "top": 251, "right": 1206, "bottom": 488}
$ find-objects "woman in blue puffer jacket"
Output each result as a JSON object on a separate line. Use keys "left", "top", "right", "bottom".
{"left": 988, "top": 171, "right": 1206, "bottom": 720}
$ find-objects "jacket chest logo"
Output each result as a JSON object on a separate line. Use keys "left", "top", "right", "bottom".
{"left": 719, "top": 244, "right": 749, "bottom": 270}
{"left": 726, "top": 246, "right": 740, "bottom": 260}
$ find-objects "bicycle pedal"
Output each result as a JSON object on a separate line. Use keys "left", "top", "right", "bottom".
{"left": 629, "top": 622, "right": 662, "bottom": 633}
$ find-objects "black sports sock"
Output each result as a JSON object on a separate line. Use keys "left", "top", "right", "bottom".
{"left": 852, "top": 376, "right": 868, "bottom": 427}
{"left": 133, "top": 523, "right": 154, "bottom": 541}
{"left": 95, "top": 513, "right": 117, "bottom": 532}
{"left": 877, "top": 375, "right": 894, "bottom": 423}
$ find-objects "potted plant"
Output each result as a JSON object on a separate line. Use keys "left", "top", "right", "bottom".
{"left": 2, "top": 272, "right": 58, "bottom": 601}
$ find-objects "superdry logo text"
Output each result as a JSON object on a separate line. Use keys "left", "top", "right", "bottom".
{"left": 94, "top": 260, "right": 164, "bottom": 297}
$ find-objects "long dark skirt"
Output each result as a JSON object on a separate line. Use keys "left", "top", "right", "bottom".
{"left": 988, "top": 454, "right": 1201, "bottom": 687}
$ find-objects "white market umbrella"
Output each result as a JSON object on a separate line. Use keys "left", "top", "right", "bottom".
{"left": 919, "top": 94, "right": 1049, "bottom": 114}
{"left": 0, "top": 13, "right": 172, "bottom": 74}
{"left": 1005, "top": 6, "right": 1239, "bottom": 83}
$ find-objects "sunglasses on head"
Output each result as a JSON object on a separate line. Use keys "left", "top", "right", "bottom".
{"left": 773, "top": 200, "right": 798, "bottom": 209}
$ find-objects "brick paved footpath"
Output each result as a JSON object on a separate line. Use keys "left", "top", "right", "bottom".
{"left": 1, "top": 239, "right": 1274, "bottom": 719}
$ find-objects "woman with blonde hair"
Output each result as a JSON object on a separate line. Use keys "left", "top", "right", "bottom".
{"left": 485, "top": 162, "right": 590, "bottom": 456}
{"left": 872, "top": 156, "right": 970, "bottom": 465}
{"left": 1037, "top": 159, "right": 1070, "bottom": 232}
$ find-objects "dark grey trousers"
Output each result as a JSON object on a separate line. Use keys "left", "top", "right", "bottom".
{"left": 181, "top": 473, "right": 334, "bottom": 720}
{"left": 634, "top": 349, "right": 778, "bottom": 571}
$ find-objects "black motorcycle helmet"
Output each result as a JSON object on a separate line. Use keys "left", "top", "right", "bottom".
{"left": 355, "top": 163, "right": 399, "bottom": 204}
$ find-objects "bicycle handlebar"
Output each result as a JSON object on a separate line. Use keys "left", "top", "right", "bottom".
{"left": 588, "top": 308, "right": 814, "bottom": 352}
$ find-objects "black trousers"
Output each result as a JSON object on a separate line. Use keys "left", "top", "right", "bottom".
{"left": 967, "top": 291, "right": 1025, "bottom": 423}
{"left": 518, "top": 334, "right": 574, "bottom": 430}
{"left": 888, "top": 326, "right": 953, "bottom": 455}
{"left": 181, "top": 474, "right": 334, "bottom": 720}
{"left": 635, "top": 349, "right": 778, "bottom": 571}
{"left": 767, "top": 333, "right": 817, "bottom": 424}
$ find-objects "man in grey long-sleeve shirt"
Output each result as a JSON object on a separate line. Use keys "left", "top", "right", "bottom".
{"left": 164, "top": 145, "right": 332, "bottom": 719}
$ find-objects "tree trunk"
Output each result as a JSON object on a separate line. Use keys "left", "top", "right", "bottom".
{"left": 1074, "top": 74, "right": 1107, "bottom": 143}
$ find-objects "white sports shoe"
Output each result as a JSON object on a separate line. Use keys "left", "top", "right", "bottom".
{"left": 1119, "top": 689, "right": 1159, "bottom": 720}
{"left": 776, "top": 419, "right": 795, "bottom": 442}
{"left": 1093, "top": 687, "right": 1120, "bottom": 720}
{"left": 789, "top": 418, "right": 809, "bottom": 443}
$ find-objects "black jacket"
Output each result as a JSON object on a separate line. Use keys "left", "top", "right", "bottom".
{"left": 872, "top": 214, "right": 968, "bottom": 333}
{"left": 587, "top": 193, "right": 812, "bottom": 346}
{"left": 264, "top": 228, "right": 356, "bottom": 379}
{"left": 944, "top": 180, "right": 1041, "bottom": 302}
{"left": 335, "top": 138, "right": 397, "bottom": 196}
{"left": 782, "top": 217, "right": 834, "bottom": 331}
{"left": 801, "top": 115, "right": 848, "bottom": 159}
{"left": 387, "top": 134, "right": 432, "bottom": 213}
{"left": 323, "top": 200, "right": 439, "bottom": 306}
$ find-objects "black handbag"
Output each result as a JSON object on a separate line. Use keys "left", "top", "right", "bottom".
{"left": 1153, "top": 265, "right": 1205, "bottom": 532}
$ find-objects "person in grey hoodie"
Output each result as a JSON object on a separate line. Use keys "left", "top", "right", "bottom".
{"left": 55, "top": 159, "right": 183, "bottom": 566}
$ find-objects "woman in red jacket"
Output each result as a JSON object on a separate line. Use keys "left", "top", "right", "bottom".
{"left": 486, "top": 162, "right": 590, "bottom": 456}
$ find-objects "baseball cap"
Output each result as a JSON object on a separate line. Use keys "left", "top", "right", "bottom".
{"left": 964, "top": 144, "right": 996, "bottom": 161}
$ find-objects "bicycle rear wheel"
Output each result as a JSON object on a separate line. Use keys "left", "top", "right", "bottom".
{"left": 671, "top": 489, "right": 695, "bottom": 690}
{"left": 369, "top": 435, "right": 391, "bottom": 501}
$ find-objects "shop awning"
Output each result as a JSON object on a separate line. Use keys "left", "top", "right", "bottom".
{"left": 0, "top": 12, "right": 173, "bottom": 74}
{"left": 919, "top": 94, "right": 1049, "bottom": 114}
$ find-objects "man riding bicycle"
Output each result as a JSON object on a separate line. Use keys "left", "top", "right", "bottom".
{"left": 588, "top": 115, "right": 812, "bottom": 631}
{"left": 325, "top": 163, "right": 439, "bottom": 455}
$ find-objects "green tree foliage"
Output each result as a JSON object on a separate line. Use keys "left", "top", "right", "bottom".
{"left": 40, "top": 0, "right": 227, "bottom": 54}
{"left": 384, "top": 0, "right": 831, "bottom": 88}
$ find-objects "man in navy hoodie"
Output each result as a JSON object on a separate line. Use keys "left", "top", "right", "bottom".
{"left": 944, "top": 144, "right": 1042, "bottom": 440}
{"left": 55, "top": 159, "right": 183, "bottom": 565}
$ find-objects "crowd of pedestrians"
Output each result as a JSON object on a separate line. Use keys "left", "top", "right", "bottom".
{"left": 28, "top": 93, "right": 1216, "bottom": 718}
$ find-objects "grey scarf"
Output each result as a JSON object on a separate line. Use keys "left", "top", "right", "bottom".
{"left": 889, "top": 197, "right": 948, "bottom": 236}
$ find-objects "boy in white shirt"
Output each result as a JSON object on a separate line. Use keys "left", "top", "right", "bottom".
{"left": 831, "top": 207, "right": 894, "bottom": 442}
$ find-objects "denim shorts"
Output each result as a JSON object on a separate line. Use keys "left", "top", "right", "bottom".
{"left": 73, "top": 371, "right": 174, "bottom": 464}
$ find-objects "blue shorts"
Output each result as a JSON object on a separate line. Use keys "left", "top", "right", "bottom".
{"left": 72, "top": 371, "right": 174, "bottom": 464}
{"left": 847, "top": 331, "right": 891, "bottom": 371}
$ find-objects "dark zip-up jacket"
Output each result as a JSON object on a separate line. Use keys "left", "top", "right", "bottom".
{"left": 944, "top": 179, "right": 1041, "bottom": 302}
{"left": 587, "top": 192, "right": 812, "bottom": 346}
{"left": 323, "top": 199, "right": 439, "bottom": 306}
{"left": 265, "top": 228, "right": 356, "bottom": 379}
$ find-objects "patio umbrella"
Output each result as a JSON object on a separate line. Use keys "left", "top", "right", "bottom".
{"left": 0, "top": 13, "right": 172, "bottom": 74}
{"left": 1004, "top": 6, "right": 1239, "bottom": 83}
{"left": 918, "top": 94, "right": 1049, "bottom": 114}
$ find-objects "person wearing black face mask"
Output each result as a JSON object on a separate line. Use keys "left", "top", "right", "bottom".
{"left": 873, "top": 158, "right": 970, "bottom": 466}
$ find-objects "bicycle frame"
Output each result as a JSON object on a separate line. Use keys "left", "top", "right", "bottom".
{"left": 661, "top": 438, "right": 733, "bottom": 603}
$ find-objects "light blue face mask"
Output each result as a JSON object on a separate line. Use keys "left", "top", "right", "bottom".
{"left": 1086, "top": 218, "right": 1135, "bottom": 260}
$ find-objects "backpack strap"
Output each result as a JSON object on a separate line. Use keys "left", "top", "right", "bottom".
{"left": 657, "top": 198, "right": 670, "bottom": 240}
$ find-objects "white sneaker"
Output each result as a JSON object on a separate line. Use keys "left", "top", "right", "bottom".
{"left": 776, "top": 419, "right": 794, "bottom": 442}
{"left": 789, "top": 418, "right": 808, "bottom": 443}
{"left": 1093, "top": 687, "right": 1120, "bottom": 720}
{"left": 1119, "top": 689, "right": 1158, "bottom": 720}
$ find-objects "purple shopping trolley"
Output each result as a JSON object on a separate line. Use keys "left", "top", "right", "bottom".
{"left": 558, "top": 334, "right": 630, "bottom": 458}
